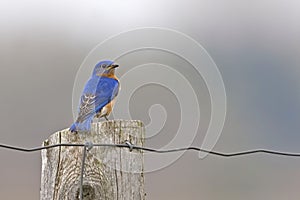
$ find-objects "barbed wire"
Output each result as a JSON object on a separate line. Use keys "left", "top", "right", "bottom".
{"left": 1, "top": 141, "right": 300, "bottom": 200}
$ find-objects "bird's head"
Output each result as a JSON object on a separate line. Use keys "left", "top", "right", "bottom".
{"left": 92, "top": 60, "right": 119, "bottom": 77}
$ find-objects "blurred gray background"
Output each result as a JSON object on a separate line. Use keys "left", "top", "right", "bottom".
{"left": 1, "top": 0, "right": 300, "bottom": 199}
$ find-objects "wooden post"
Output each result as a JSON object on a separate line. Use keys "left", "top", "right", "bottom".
{"left": 40, "top": 120, "right": 145, "bottom": 200}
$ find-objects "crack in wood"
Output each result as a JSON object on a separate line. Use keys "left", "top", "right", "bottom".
{"left": 40, "top": 120, "right": 145, "bottom": 200}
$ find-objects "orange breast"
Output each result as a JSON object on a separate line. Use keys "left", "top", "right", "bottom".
{"left": 96, "top": 98, "right": 116, "bottom": 118}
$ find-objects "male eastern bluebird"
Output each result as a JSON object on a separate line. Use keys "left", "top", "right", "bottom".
{"left": 69, "top": 60, "right": 120, "bottom": 132}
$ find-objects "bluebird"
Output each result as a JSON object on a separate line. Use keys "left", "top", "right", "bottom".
{"left": 69, "top": 60, "right": 120, "bottom": 132}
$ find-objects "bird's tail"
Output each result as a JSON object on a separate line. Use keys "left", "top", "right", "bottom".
{"left": 69, "top": 118, "right": 93, "bottom": 133}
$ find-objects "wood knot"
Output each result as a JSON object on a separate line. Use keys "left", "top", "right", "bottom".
{"left": 76, "top": 185, "right": 95, "bottom": 200}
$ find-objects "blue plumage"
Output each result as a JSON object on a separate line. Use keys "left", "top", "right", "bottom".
{"left": 70, "top": 60, "right": 120, "bottom": 132}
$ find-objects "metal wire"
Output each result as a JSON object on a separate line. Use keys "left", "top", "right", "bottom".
{"left": 79, "top": 142, "right": 94, "bottom": 200}
{"left": 1, "top": 141, "right": 300, "bottom": 200}
{"left": 1, "top": 142, "right": 300, "bottom": 157}
{"left": 79, "top": 145, "right": 87, "bottom": 200}
{"left": 0, "top": 141, "right": 300, "bottom": 157}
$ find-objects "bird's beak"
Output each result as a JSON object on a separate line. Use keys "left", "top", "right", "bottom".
{"left": 110, "top": 63, "right": 119, "bottom": 69}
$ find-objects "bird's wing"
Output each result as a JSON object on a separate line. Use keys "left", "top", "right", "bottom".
{"left": 76, "top": 93, "right": 97, "bottom": 123}
{"left": 76, "top": 77, "right": 119, "bottom": 123}
{"left": 94, "top": 77, "right": 119, "bottom": 113}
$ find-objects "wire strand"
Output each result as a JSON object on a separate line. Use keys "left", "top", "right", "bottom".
{"left": 2, "top": 140, "right": 300, "bottom": 199}
{"left": 1, "top": 142, "right": 300, "bottom": 157}
{"left": 79, "top": 145, "right": 87, "bottom": 200}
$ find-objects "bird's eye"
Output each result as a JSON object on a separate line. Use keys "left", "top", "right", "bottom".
{"left": 101, "top": 64, "right": 107, "bottom": 68}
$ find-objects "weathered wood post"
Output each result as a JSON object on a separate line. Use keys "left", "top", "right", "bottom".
{"left": 40, "top": 120, "right": 145, "bottom": 200}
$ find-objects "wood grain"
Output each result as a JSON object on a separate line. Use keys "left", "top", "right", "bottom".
{"left": 40, "top": 120, "right": 145, "bottom": 200}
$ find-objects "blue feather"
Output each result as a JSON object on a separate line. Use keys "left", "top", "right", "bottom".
{"left": 69, "top": 117, "right": 93, "bottom": 132}
{"left": 69, "top": 71, "right": 119, "bottom": 132}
